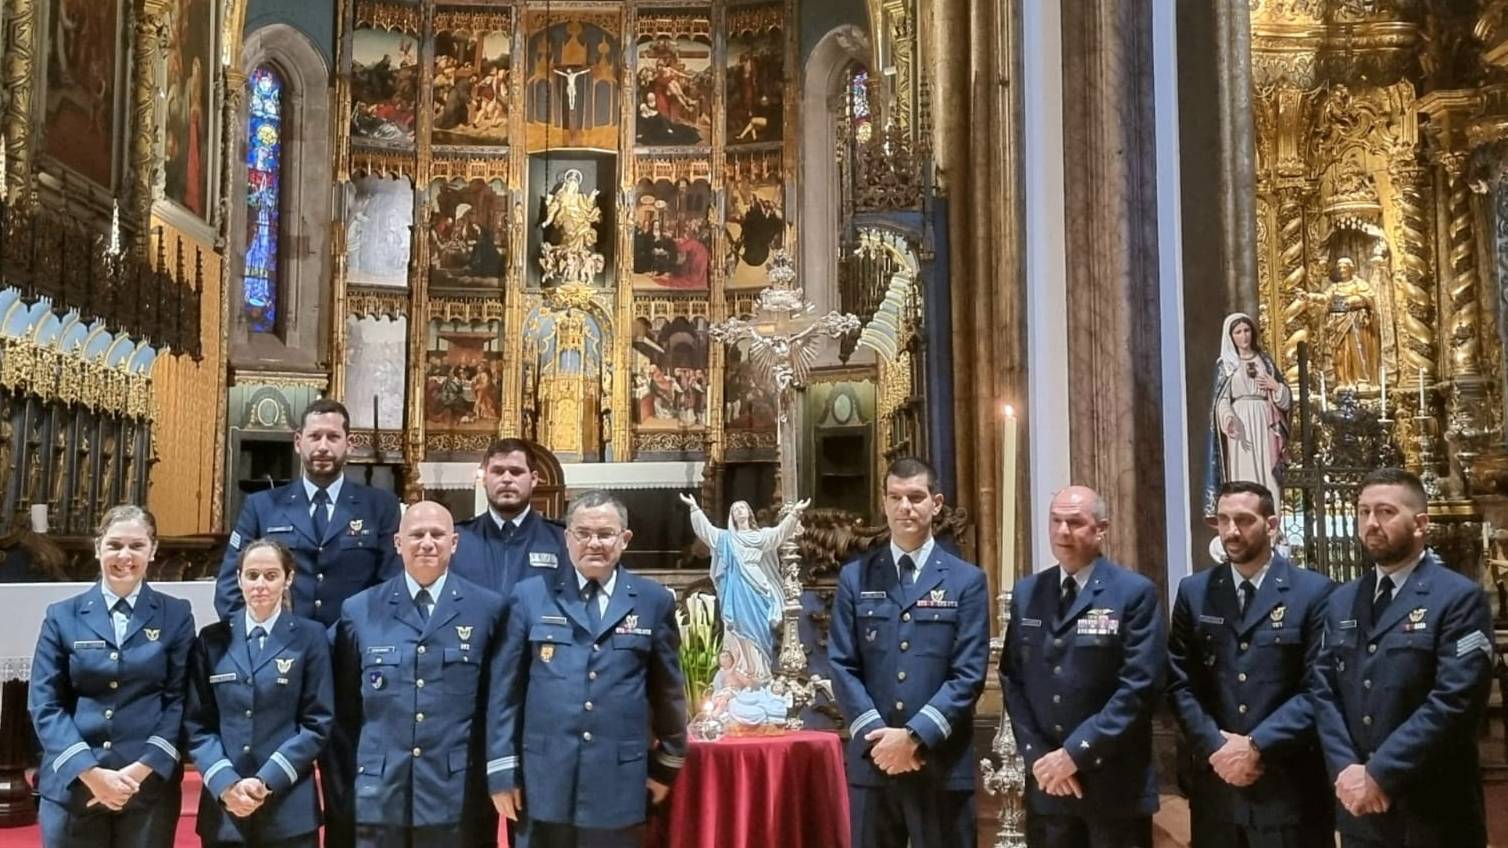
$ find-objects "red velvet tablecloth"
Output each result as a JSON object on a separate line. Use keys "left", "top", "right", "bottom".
{"left": 646, "top": 730, "right": 850, "bottom": 848}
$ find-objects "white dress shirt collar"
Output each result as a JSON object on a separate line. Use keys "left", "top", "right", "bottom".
{"left": 1375, "top": 549, "right": 1426, "bottom": 597}
{"left": 100, "top": 582, "right": 143, "bottom": 611}
{"left": 245, "top": 606, "right": 282, "bottom": 636}
{"left": 491, "top": 504, "right": 531, "bottom": 532}
{"left": 1230, "top": 557, "right": 1272, "bottom": 593}
{"left": 1061, "top": 561, "right": 1094, "bottom": 592}
{"left": 890, "top": 536, "right": 936, "bottom": 582}
{"left": 303, "top": 474, "right": 345, "bottom": 506}
{"left": 405, "top": 570, "right": 449, "bottom": 603}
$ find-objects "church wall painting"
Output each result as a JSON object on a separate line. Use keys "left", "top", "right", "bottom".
{"left": 634, "top": 14, "right": 714, "bottom": 148}
{"left": 432, "top": 8, "right": 513, "bottom": 148}
{"left": 523, "top": 14, "right": 622, "bottom": 152}
{"left": 344, "top": 315, "right": 409, "bottom": 430}
{"left": 42, "top": 0, "right": 122, "bottom": 187}
{"left": 163, "top": 0, "right": 214, "bottom": 218}
{"left": 630, "top": 162, "right": 714, "bottom": 291}
{"left": 424, "top": 318, "right": 503, "bottom": 433}
{"left": 346, "top": 175, "right": 415, "bottom": 288}
{"left": 725, "top": 5, "right": 784, "bottom": 146}
{"left": 724, "top": 150, "right": 785, "bottom": 288}
{"left": 630, "top": 303, "right": 710, "bottom": 432}
{"left": 350, "top": 15, "right": 420, "bottom": 147}
{"left": 428, "top": 177, "right": 508, "bottom": 290}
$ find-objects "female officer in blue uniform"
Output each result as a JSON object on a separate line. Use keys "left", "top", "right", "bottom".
{"left": 187, "top": 539, "right": 333, "bottom": 847}
{"left": 29, "top": 505, "right": 196, "bottom": 848}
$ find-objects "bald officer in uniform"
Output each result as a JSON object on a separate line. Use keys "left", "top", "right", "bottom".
{"left": 1167, "top": 481, "right": 1335, "bottom": 847}
{"left": 829, "top": 456, "right": 990, "bottom": 848}
{"left": 1312, "top": 468, "right": 1495, "bottom": 848}
{"left": 216, "top": 397, "right": 402, "bottom": 848}
{"left": 489, "top": 490, "right": 687, "bottom": 848}
{"left": 1001, "top": 486, "right": 1166, "bottom": 848}
{"left": 333, "top": 501, "right": 508, "bottom": 848}
{"left": 451, "top": 438, "right": 568, "bottom": 599}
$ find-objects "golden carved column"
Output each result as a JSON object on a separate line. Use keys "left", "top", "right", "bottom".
{"left": 129, "top": 0, "right": 170, "bottom": 252}
{"left": 2, "top": 0, "right": 37, "bottom": 191}
{"left": 1440, "top": 151, "right": 1481, "bottom": 379}
{"left": 1275, "top": 184, "right": 1313, "bottom": 382}
{"left": 1387, "top": 159, "right": 1438, "bottom": 390}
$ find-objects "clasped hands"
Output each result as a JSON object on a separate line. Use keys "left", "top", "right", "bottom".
{"left": 865, "top": 727, "right": 922, "bottom": 776}
{"left": 1031, "top": 749, "right": 1083, "bottom": 798}
{"left": 1335, "top": 763, "right": 1390, "bottom": 817}
{"left": 1209, "top": 731, "right": 1263, "bottom": 787}
{"left": 220, "top": 777, "right": 270, "bottom": 818}
{"left": 81, "top": 762, "right": 151, "bottom": 811}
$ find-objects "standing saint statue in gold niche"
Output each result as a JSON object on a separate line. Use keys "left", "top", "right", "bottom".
{"left": 1309, "top": 256, "right": 1381, "bottom": 387}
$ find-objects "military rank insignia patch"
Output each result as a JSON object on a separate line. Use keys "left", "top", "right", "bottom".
{"left": 145, "top": 629, "right": 160, "bottom": 642}
{"left": 540, "top": 644, "right": 556, "bottom": 663}
{"left": 1269, "top": 605, "right": 1286, "bottom": 629}
{"left": 456, "top": 625, "right": 473, "bottom": 641}
{"left": 276, "top": 657, "right": 294, "bottom": 674}
{"left": 348, "top": 519, "right": 364, "bottom": 535}
{"left": 369, "top": 671, "right": 385, "bottom": 690}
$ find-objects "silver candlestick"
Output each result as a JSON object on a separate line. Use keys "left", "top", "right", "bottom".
{"left": 979, "top": 588, "right": 1027, "bottom": 847}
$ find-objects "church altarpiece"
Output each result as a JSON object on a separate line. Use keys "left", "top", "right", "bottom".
{"left": 330, "top": 0, "right": 805, "bottom": 500}
{"left": 1244, "top": 0, "right": 1508, "bottom": 582}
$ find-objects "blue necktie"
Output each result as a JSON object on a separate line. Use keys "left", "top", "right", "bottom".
{"left": 312, "top": 488, "right": 330, "bottom": 539}
{"left": 898, "top": 554, "right": 916, "bottom": 586}
{"left": 1373, "top": 575, "right": 1395, "bottom": 622}
{"left": 415, "top": 588, "right": 433, "bottom": 622}
{"left": 583, "top": 580, "right": 602, "bottom": 631}
{"left": 111, "top": 598, "right": 132, "bottom": 642}
{"left": 1238, "top": 580, "right": 1256, "bottom": 614}
{"left": 249, "top": 626, "right": 267, "bottom": 663}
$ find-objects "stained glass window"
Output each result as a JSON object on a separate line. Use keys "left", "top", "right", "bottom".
{"left": 243, "top": 65, "right": 284, "bottom": 334}
{"left": 849, "top": 66, "right": 872, "bottom": 143}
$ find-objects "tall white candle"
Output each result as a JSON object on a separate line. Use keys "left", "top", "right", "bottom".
{"left": 473, "top": 468, "right": 486, "bottom": 517}
{"left": 1000, "top": 404, "right": 1018, "bottom": 591}
{"left": 1418, "top": 366, "right": 1426, "bottom": 411}
{"left": 1380, "top": 365, "right": 1387, "bottom": 414}
{"left": 1319, "top": 372, "right": 1328, "bottom": 413}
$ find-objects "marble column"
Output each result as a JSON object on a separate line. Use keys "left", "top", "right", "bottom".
{"left": 1059, "top": 0, "right": 1168, "bottom": 594}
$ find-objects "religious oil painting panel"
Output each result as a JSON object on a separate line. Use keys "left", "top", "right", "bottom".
{"left": 347, "top": 175, "right": 415, "bottom": 289}
{"left": 630, "top": 164, "right": 714, "bottom": 291}
{"left": 43, "top": 0, "right": 121, "bottom": 187}
{"left": 523, "top": 14, "right": 623, "bottom": 152}
{"left": 425, "top": 318, "right": 503, "bottom": 433}
{"left": 725, "top": 5, "right": 785, "bottom": 146}
{"left": 631, "top": 303, "right": 710, "bottom": 432}
{"left": 345, "top": 315, "right": 409, "bottom": 431}
{"left": 351, "top": 23, "right": 420, "bottom": 146}
{"left": 723, "top": 315, "right": 778, "bottom": 436}
{"left": 163, "top": 0, "right": 214, "bottom": 218}
{"left": 432, "top": 7, "right": 513, "bottom": 148}
{"left": 428, "top": 178, "right": 509, "bottom": 290}
{"left": 724, "top": 151, "right": 786, "bottom": 288}
{"left": 634, "top": 13, "right": 714, "bottom": 148}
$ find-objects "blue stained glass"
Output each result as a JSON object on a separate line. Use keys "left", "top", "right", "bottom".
{"left": 850, "top": 67, "right": 872, "bottom": 143}
{"left": 243, "top": 66, "right": 284, "bottom": 333}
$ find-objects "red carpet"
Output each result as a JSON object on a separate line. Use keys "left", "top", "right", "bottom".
{"left": 6, "top": 771, "right": 203, "bottom": 846}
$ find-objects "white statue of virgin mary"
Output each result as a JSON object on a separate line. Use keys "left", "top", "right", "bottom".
{"left": 679, "top": 494, "right": 809, "bottom": 686}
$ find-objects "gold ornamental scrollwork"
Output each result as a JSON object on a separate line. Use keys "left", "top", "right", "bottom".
{"left": 425, "top": 432, "right": 494, "bottom": 454}
{"left": 429, "top": 155, "right": 510, "bottom": 183}
{"left": 3, "top": 0, "right": 38, "bottom": 190}
{"left": 354, "top": 0, "right": 420, "bottom": 34}
{"left": 1387, "top": 159, "right": 1437, "bottom": 383}
{"left": 430, "top": 297, "right": 505, "bottom": 324}
{"left": 351, "top": 149, "right": 417, "bottom": 181}
{"left": 130, "top": 0, "right": 173, "bottom": 254}
{"left": 347, "top": 286, "right": 411, "bottom": 320}
{"left": 723, "top": 429, "right": 776, "bottom": 451}
{"left": 637, "top": 156, "right": 714, "bottom": 184}
{"left": 432, "top": 7, "right": 512, "bottom": 36}
{"left": 0, "top": 338, "right": 39, "bottom": 395}
{"left": 633, "top": 432, "right": 707, "bottom": 454}
{"left": 637, "top": 11, "right": 712, "bottom": 42}
{"left": 523, "top": 8, "right": 620, "bottom": 34}
{"left": 726, "top": 4, "right": 783, "bottom": 37}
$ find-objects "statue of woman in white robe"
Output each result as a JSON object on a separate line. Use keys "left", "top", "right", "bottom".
{"left": 679, "top": 494, "right": 809, "bottom": 686}
{"left": 1203, "top": 312, "right": 1292, "bottom": 515}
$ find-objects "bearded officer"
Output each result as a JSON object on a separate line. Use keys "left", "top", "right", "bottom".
{"left": 1312, "top": 468, "right": 1495, "bottom": 848}
{"left": 1167, "top": 481, "right": 1334, "bottom": 847}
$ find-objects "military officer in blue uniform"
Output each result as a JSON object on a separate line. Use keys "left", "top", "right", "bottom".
{"left": 186, "top": 538, "right": 334, "bottom": 847}
{"left": 451, "top": 438, "right": 568, "bottom": 599}
{"left": 1000, "top": 485, "right": 1167, "bottom": 848}
{"left": 333, "top": 500, "right": 509, "bottom": 848}
{"left": 1312, "top": 468, "right": 1496, "bottom": 848}
{"left": 489, "top": 490, "right": 688, "bottom": 848}
{"left": 29, "top": 506, "right": 196, "bottom": 848}
{"left": 828, "top": 457, "right": 990, "bottom": 848}
{"left": 215, "top": 398, "right": 402, "bottom": 627}
{"left": 215, "top": 398, "right": 401, "bottom": 848}
{"left": 1167, "top": 481, "right": 1335, "bottom": 848}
